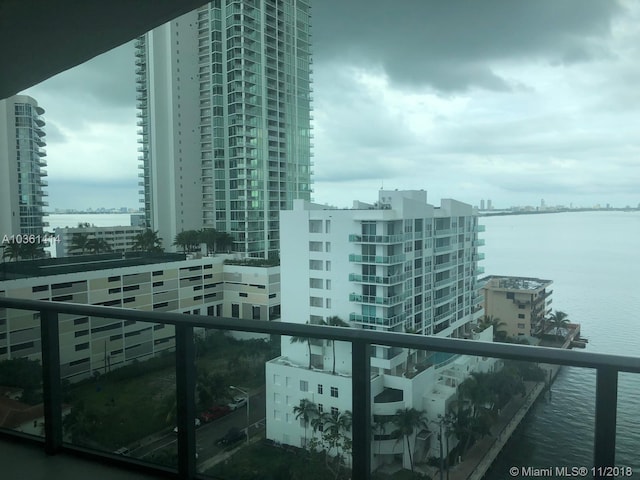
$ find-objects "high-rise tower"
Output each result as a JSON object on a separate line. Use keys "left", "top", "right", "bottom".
{"left": 136, "top": 0, "right": 313, "bottom": 258}
{"left": 0, "top": 95, "right": 49, "bottom": 240}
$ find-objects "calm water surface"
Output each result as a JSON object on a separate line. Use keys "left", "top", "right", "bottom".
{"left": 480, "top": 211, "right": 640, "bottom": 478}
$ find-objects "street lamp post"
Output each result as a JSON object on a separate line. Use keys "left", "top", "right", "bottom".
{"left": 230, "top": 385, "right": 249, "bottom": 444}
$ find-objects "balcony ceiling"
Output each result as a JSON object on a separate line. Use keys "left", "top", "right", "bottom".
{"left": 0, "top": 0, "right": 210, "bottom": 100}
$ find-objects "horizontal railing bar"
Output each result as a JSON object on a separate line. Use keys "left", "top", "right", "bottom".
{"left": 1, "top": 297, "right": 640, "bottom": 373}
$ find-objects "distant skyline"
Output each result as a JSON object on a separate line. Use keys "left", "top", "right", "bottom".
{"left": 21, "top": 0, "right": 640, "bottom": 211}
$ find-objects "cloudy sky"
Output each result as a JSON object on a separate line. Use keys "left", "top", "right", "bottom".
{"left": 24, "top": 0, "right": 640, "bottom": 210}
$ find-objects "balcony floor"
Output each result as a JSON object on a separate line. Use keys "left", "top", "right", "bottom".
{"left": 0, "top": 436, "right": 159, "bottom": 480}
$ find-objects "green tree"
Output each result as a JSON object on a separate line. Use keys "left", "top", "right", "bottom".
{"left": 2, "top": 242, "right": 21, "bottom": 261}
{"left": 174, "top": 230, "right": 201, "bottom": 253}
{"left": 63, "top": 401, "right": 97, "bottom": 445}
{"left": 18, "top": 241, "right": 45, "bottom": 260}
{"left": 85, "top": 238, "right": 112, "bottom": 254}
{"left": 69, "top": 233, "right": 90, "bottom": 255}
{"left": 478, "top": 315, "right": 507, "bottom": 341}
{"left": 196, "top": 371, "right": 231, "bottom": 409}
{"left": 391, "top": 408, "right": 429, "bottom": 473}
{"left": 293, "top": 398, "right": 318, "bottom": 448}
{"left": 548, "top": 310, "right": 570, "bottom": 339}
{"left": 132, "top": 229, "right": 164, "bottom": 253}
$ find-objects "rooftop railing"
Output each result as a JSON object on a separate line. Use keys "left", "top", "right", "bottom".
{"left": 0, "top": 297, "right": 638, "bottom": 479}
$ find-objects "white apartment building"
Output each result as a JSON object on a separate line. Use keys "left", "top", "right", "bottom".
{"left": 266, "top": 190, "right": 494, "bottom": 471}
{"left": 54, "top": 225, "right": 145, "bottom": 257}
{"left": 0, "top": 254, "right": 280, "bottom": 380}
{"left": 0, "top": 95, "right": 48, "bottom": 239}
{"left": 135, "top": 0, "right": 313, "bottom": 258}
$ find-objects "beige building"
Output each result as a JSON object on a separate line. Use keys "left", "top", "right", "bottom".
{"left": 0, "top": 254, "right": 280, "bottom": 380}
{"left": 481, "top": 275, "right": 553, "bottom": 338}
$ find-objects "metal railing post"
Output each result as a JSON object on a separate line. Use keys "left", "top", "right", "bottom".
{"left": 40, "top": 309, "right": 63, "bottom": 454}
{"left": 176, "top": 324, "right": 196, "bottom": 479}
{"left": 352, "top": 340, "right": 371, "bottom": 479}
{"left": 593, "top": 366, "right": 617, "bottom": 475}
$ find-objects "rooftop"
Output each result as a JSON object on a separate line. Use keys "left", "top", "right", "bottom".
{"left": 0, "top": 253, "right": 187, "bottom": 281}
{"left": 481, "top": 275, "right": 552, "bottom": 292}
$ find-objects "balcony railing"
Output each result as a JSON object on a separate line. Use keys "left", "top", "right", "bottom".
{"left": 0, "top": 297, "right": 638, "bottom": 480}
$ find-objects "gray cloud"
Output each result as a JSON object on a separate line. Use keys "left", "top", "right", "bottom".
{"left": 313, "top": 0, "right": 624, "bottom": 92}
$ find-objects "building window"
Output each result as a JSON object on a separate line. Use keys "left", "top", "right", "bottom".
{"left": 317, "top": 403, "right": 324, "bottom": 413}
{"left": 518, "top": 304, "right": 525, "bottom": 309}
{"left": 331, "top": 407, "right": 339, "bottom": 416}
{"left": 326, "top": 298, "right": 331, "bottom": 308}
{"left": 325, "top": 220, "right": 331, "bottom": 233}
{"left": 273, "top": 374, "right": 281, "bottom": 385}
{"left": 252, "top": 305, "right": 260, "bottom": 320}
{"left": 310, "top": 278, "right": 323, "bottom": 289}
{"left": 300, "top": 380, "right": 308, "bottom": 392}
{"left": 232, "top": 303, "right": 239, "bottom": 318}
{"left": 325, "top": 260, "right": 331, "bottom": 271}
{"left": 310, "top": 297, "right": 323, "bottom": 307}
{"left": 309, "top": 260, "right": 322, "bottom": 270}
{"left": 325, "top": 242, "right": 331, "bottom": 252}
{"left": 326, "top": 279, "right": 331, "bottom": 290}
{"left": 330, "top": 386, "right": 339, "bottom": 398}
{"left": 317, "top": 384, "right": 323, "bottom": 394}
{"left": 506, "top": 292, "right": 514, "bottom": 299}
{"left": 309, "top": 220, "right": 322, "bottom": 233}
{"left": 518, "top": 323, "right": 525, "bottom": 329}
{"left": 518, "top": 314, "right": 525, "bottom": 319}
{"left": 309, "top": 241, "right": 322, "bottom": 252}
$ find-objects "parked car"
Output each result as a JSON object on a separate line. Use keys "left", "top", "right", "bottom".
{"left": 199, "top": 405, "right": 231, "bottom": 423}
{"left": 227, "top": 396, "right": 247, "bottom": 411}
{"left": 215, "top": 427, "right": 246, "bottom": 446}
{"left": 173, "top": 418, "right": 201, "bottom": 434}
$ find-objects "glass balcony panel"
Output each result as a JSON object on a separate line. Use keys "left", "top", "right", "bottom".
{"left": 196, "top": 326, "right": 271, "bottom": 476}
{"left": 60, "top": 314, "right": 177, "bottom": 469}
{"left": 0, "top": 308, "right": 43, "bottom": 438}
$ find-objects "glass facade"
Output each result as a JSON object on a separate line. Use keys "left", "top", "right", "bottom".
{"left": 136, "top": 0, "right": 312, "bottom": 258}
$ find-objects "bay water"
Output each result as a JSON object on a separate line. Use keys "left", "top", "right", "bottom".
{"left": 480, "top": 211, "right": 640, "bottom": 477}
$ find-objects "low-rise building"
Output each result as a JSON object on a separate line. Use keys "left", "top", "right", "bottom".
{"left": 481, "top": 275, "right": 553, "bottom": 338}
{"left": 0, "top": 253, "right": 280, "bottom": 380}
{"left": 54, "top": 225, "right": 145, "bottom": 257}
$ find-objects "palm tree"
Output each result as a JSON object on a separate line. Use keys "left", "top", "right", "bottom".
{"left": 199, "top": 228, "right": 218, "bottom": 255}
{"left": 319, "top": 409, "right": 352, "bottom": 476}
{"left": 478, "top": 315, "right": 507, "bottom": 341}
{"left": 548, "top": 310, "right": 570, "bottom": 339}
{"left": 19, "top": 241, "right": 45, "bottom": 260}
{"left": 132, "top": 229, "right": 164, "bottom": 253}
{"left": 85, "top": 238, "right": 112, "bottom": 254}
{"left": 325, "top": 316, "right": 349, "bottom": 375}
{"left": 290, "top": 322, "right": 314, "bottom": 369}
{"left": 293, "top": 398, "right": 318, "bottom": 448}
{"left": 69, "top": 233, "right": 90, "bottom": 255}
{"left": 2, "top": 242, "right": 21, "bottom": 261}
{"left": 215, "top": 231, "right": 234, "bottom": 253}
{"left": 174, "top": 230, "right": 200, "bottom": 253}
{"left": 391, "top": 408, "right": 429, "bottom": 473}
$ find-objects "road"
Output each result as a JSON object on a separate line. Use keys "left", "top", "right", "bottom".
{"left": 131, "top": 389, "right": 266, "bottom": 462}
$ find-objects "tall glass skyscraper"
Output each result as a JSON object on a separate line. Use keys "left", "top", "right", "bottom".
{"left": 0, "top": 95, "right": 49, "bottom": 239}
{"left": 136, "top": 0, "right": 313, "bottom": 258}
